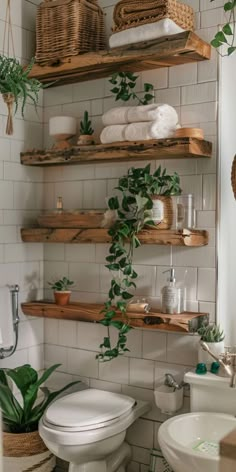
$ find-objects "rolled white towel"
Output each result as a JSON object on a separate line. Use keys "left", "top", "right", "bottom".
{"left": 100, "top": 121, "right": 176, "bottom": 144}
{"left": 102, "top": 104, "right": 178, "bottom": 126}
{"left": 100, "top": 125, "right": 126, "bottom": 143}
{"left": 109, "top": 19, "right": 184, "bottom": 49}
{"left": 125, "top": 121, "right": 176, "bottom": 141}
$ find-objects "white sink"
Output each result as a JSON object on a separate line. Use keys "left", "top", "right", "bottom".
{"left": 158, "top": 412, "right": 236, "bottom": 472}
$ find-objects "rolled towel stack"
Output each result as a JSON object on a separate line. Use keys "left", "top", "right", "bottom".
{"left": 100, "top": 104, "right": 179, "bottom": 144}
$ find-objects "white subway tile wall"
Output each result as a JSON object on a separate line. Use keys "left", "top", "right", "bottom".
{"left": 42, "top": 0, "right": 221, "bottom": 469}
{"left": 0, "top": 0, "right": 223, "bottom": 470}
{"left": 0, "top": 0, "right": 44, "bottom": 372}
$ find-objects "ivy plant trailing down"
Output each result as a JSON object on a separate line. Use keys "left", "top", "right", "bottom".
{"left": 97, "top": 165, "right": 181, "bottom": 362}
{"left": 109, "top": 72, "right": 154, "bottom": 104}
{"left": 211, "top": 0, "right": 236, "bottom": 56}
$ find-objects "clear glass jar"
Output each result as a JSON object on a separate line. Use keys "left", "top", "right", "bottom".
{"left": 172, "top": 194, "right": 196, "bottom": 230}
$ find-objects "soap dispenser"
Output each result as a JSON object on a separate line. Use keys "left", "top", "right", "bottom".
{"left": 161, "top": 268, "right": 184, "bottom": 314}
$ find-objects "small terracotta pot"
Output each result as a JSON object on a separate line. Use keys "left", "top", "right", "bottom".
{"left": 77, "top": 134, "right": 95, "bottom": 145}
{"left": 54, "top": 291, "right": 71, "bottom": 306}
{"left": 151, "top": 195, "right": 174, "bottom": 229}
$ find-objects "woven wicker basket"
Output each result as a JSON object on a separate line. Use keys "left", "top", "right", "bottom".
{"left": 3, "top": 431, "right": 56, "bottom": 472}
{"left": 151, "top": 195, "right": 174, "bottom": 229}
{"left": 36, "top": 0, "right": 106, "bottom": 65}
{"left": 113, "top": 0, "right": 194, "bottom": 33}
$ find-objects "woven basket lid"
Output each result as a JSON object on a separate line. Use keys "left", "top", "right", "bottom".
{"left": 231, "top": 155, "right": 236, "bottom": 199}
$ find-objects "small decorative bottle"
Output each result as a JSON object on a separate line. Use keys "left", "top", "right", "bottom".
{"left": 161, "top": 268, "right": 184, "bottom": 314}
{"left": 56, "top": 196, "right": 63, "bottom": 211}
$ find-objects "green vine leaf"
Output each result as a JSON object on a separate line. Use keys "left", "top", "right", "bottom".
{"left": 98, "top": 165, "right": 181, "bottom": 361}
{"left": 109, "top": 72, "right": 154, "bottom": 105}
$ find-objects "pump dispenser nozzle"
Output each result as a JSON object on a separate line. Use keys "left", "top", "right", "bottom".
{"left": 163, "top": 268, "right": 176, "bottom": 284}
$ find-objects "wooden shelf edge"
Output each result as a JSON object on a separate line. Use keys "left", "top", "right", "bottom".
{"left": 21, "top": 301, "right": 209, "bottom": 333}
{"left": 29, "top": 32, "right": 211, "bottom": 87}
{"left": 20, "top": 138, "right": 212, "bottom": 167}
{"left": 21, "top": 228, "right": 209, "bottom": 246}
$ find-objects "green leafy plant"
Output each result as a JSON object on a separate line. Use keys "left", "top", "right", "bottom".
{"left": 48, "top": 277, "right": 74, "bottom": 292}
{"left": 0, "top": 56, "right": 43, "bottom": 115}
{"left": 0, "top": 364, "right": 80, "bottom": 433}
{"left": 211, "top": 0, "right": 236, "bottom": 56}
{"left": 97, "top": 164, "right": 181, "bottom": 361}
{"left": 80, "top": 110, "right": 94, "bottom": 135}
{"left": 109, "top": 72, "right": 154, "bottom": 105}
{"left": 198, "top": 324, "right": 225, "bottom": 343}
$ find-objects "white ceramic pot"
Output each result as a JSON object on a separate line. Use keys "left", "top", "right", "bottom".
{"left": 49, "top": 116, "right": 77, "bottom": 137}
{"left": 198, "top": 340, "right": 225, "bottom": 368}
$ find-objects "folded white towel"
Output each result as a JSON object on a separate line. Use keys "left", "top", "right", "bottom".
{"left": 102, "top": 104, "right": 178, "bottom": 127}
{"left": 109, "top": 18, "right": 184, "bottom": 49}
{"left": 100, "top": 121, "right": 176, "bottom": 144}
{"left": 0, "top": 287, "right": 13, "bottom": 348}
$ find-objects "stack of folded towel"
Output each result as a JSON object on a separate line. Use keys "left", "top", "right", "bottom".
{"left": 100, "top": 104, "right": 179, "bottom": 144}
{"left": 109, "top": 0, "right": 194, "bottom": 49}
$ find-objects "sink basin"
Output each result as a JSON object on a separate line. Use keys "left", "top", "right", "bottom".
{"left": 158, "top": 412, "right": 236, "bottom": 472}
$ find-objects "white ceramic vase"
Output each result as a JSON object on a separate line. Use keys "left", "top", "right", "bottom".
{"left": 198, "top": 340, "right": 225, "bottom": 368}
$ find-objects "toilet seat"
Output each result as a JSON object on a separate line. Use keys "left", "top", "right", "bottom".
{"left": 44, "top": 389, "right": 135, "bottom": 432}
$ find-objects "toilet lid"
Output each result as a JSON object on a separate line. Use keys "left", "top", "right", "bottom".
{"left": 45, "top": 389, "right": 135, "bottom": 429}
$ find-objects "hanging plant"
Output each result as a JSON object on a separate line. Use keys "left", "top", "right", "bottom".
{"left": 0, "top": 56, "right": 44, "bottom": 135}
{"left": 97, "top": 164, "right": 181, "bottom": 362}
{"left": 211, "top": 0, "right": 236, "bottom": 56}
{"left": 109, "top": 72, "right": 154, "bottom": 104}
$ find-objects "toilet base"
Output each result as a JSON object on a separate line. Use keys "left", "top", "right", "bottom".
{"left": 68, "top": 442, "right": 131, "bottom": 472}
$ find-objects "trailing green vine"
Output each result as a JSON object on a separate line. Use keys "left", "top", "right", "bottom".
{"left": 109, "top": 72, "right": 154, "bottom": 105}
{"left": 211, "top": 0, "right": 236, "bottom": 55}
{"left": 97, "top": 165, "right": 181, "bottom": 362}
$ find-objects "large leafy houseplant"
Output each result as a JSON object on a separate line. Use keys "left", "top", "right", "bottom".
{"left": 97, "top": 164, "right": 181, "bottom": 361}
{"left": 0, "top": 363, "right": 79, "bottom": 433}
{"left": 0, "top": 56, "right": 44, "bottom": 135}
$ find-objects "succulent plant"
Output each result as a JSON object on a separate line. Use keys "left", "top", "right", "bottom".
{"left": 198, "top": 324, "right": 225, "bottom": 343}
{"left": 80, "top": 111, "right": 94, "bottom": 135}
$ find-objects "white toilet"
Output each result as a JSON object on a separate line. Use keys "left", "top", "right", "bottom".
{"left": 39, "top": 388, "right": 150, "bottom": 472}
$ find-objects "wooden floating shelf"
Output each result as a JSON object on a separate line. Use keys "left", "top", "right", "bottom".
{"left": 21, "top": 138, "right": 212, "bottom": 167}
{"left": 29, "top": 32, "right": 211, "bottom": 87}
{"left": 21, "top": 301, "right": 209, "bottom": 334}
{"left": 21, "top": 228, "right": 208, "bottom": 246}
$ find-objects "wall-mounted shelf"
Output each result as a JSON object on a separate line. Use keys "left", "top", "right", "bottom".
{"left": 29, "top": 32, "right": 211, "bottom": 87}
{"left": 21, "top": 138, "right": 212, "bottom": 167}
{"left": 21, "top": 301, "right": 209, "bottom": 334}
{"left": 21, "top": 228, "right": 208, "bottom": 246}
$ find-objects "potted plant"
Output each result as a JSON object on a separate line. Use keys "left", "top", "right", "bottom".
{"left": 211, "top": 1, "right": 236, "bottom": 56}
{"left": 198, "top": 324, "right": 225, "bottom": 368}
{"left": 97, "top": 164, "right": 181, "bottom": 361}
{"left": 77, "top": 110, "right": 95, "bottom": 145}
{"left": 0, "top": 363, "right": 80, "bottom": 471}
{"left": 48, "top": 276, "right": 74, "bottom": 306}
{"left": 0, "top": 56, "right": 44, "bottom": 135}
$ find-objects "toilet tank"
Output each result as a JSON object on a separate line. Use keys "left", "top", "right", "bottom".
{"left": 184, "top": 371, "right": 236, "bottom": 415}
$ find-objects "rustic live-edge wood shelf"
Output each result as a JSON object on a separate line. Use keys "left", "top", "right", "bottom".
{"left": 21, "top": 138, "right": 212, "bottom": 167}
{"left": 29, "top": 32, "right": 211, "bottom": 87}
{"left": 21, "top": 301, "right": 209, "bottom": 334}
{"left": 21, "top": 228, "right": 208, "bottom": 246}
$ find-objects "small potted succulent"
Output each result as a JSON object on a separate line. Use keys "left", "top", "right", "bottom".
{"left": 77, "top": 110, "right": 94, "bottom": 145}
{"left": 48, "top": 276, "right": 74, "bottom": 306}
{"left": 0, "top": 363, "right": 79, "bottom": 471}
{"left": 198, "top": 324, "right": 225, "bottom": 367}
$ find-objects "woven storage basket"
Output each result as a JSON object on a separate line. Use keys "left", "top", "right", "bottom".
{"left": 3, "top": 431, "right": 56, "bottom": 472}
{"left": 151, "top": 195, "right": 174, "bottom": 230}
{"left": 113, "top": 0, "right": 194, "bottom": 33}
{"left": 36, "top": 0, "right": 106, "bottom": 65}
